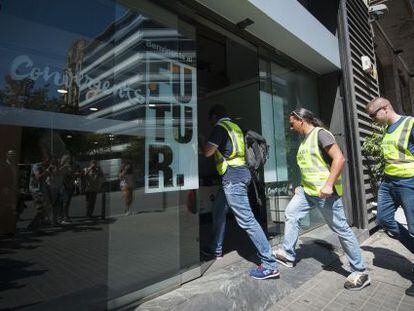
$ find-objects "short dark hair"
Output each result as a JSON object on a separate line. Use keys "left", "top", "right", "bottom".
{"left": 366, "top": 97, "right": 393, "bottom": 112}
{"left": 208, "top": 104, "right": 227, "bottom": 120}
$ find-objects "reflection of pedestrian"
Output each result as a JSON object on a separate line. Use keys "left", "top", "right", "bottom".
{"left": 84, "top": 160, "right": 104, "bottom": 218}
{"left": 0, "top": 150, "right": 17, "bottom": 234}
{"left": 15, "top": 165, "right": 28, "bottom": 222}
{"left": 366, "top": 97, "right": 414, "bottom": 296}
{"left": 119, "top": 160, "right": 134, "bottom": 215}
{"left": 28, "top": 158, "right": 51, "bottom": 230}
{"left": 60, "top": 155, "right": 74, "bottom": 224}
{"left": 200, "top": 104, "right": 279, "bottom": 279}
{"left": 73, "top": 166, "right": 83, "bottom": 195}
{"left": 48, "top": 159, "right": 64, "bottom": 226}
{"left": 274, "top": 108, "right": 370, "bottom": 291}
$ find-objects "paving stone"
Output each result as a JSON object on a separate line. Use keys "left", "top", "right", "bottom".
{"left": 361, "top": 302, "right": 384, "bottom": 311}
{"left": 397, "top": 302, "right": 414, "bottom": 311}
{"left": 284, "top": 301, "right": 320, "bottom": 311}
{"left": 296, "top": 292, "right": 331, "bottom": 310}
{"left": 401, "top": 294, "right": 414, "bottom": 305}
{"left": 322, "top": 302, "right": 345, "bottom": 311}
{"left": 382, "top": 298, "right": 404, "bottom": 309}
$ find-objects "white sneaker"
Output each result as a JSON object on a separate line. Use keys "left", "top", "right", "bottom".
{"left": 273, "top": 249, "right": 295, "bottom": 268}
{"left": 344, "top": 271, "right": 370, "bottom": 291}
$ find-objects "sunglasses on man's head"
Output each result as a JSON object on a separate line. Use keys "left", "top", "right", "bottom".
{"left": 290, "top": 111, "right": 303, "bottom": 120}
{"left": 368, "top": 106, "right": 386, "bottom": 119}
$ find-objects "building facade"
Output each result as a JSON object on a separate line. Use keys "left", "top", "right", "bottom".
{"left": 371, "top": 0, "right": 414, "bottom": 116}
{"left": 0, "top": 0, "right": 381, "bottom": 309}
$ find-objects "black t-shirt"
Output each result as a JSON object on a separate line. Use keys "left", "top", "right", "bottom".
{"left": 208, "top": 118, "right": 251, "bottom": 183}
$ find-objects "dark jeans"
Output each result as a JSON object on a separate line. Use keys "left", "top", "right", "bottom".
{"left": 62, "top": 187, "right": 74, "bottom": 219}
{"left": 377, "top": 176, "right": 414, "bottom": 253}
{"left": 86, "top": 191, "right": 98, "bottom": 217}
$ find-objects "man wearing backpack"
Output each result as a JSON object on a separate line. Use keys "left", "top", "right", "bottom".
{"left": 200, "top": 104, "right": 279, "bottom": 279}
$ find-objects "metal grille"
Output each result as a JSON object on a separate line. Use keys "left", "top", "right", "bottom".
{"left": 339, "top": 0, "right": 380, "bottom": 230}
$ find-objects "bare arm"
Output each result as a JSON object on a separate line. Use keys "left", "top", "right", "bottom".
{"left": 202, "top": 142, "right": 218, "bottom": 158}
{"left": 319, "top": 143, "right": 345, "bottom": 198}
{"left": 199, "top": 134, "right": 218, "bottom": 158}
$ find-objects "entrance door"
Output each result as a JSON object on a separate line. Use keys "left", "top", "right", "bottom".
{"left": 196, "top": 25, "right": 262, "bottom": 263}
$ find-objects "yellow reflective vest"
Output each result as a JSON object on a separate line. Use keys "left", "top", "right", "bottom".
{"left": 214, "top": 120, "right": 246, "bottom": 176}
{"left": 382, "top": 117, "right": 414, "bottom": 178}
{"left": 297, "top": 127, "right": 343, "bottom": 196}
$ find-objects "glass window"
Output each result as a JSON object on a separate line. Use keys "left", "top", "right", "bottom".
{"left": 0, "top": 0, "right": 199, "bottom": 309}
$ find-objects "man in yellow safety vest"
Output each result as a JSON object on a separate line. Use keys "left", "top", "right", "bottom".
{"left": 200, "top": 104, "right": 279, "bottom": 279}
{"left": 273, "top": 108, "right": 370, "bottom": 291}
{"left": 366, "top": 97, "right": 414, "bottom": 296}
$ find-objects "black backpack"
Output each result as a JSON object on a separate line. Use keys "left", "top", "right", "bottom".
{"left": 244, "top": 130, "right": 269, "bottom": 206}
{"left": 244, "top": 130, "right": 269, "bottom": 173}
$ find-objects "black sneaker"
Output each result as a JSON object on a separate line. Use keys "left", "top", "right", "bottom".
{"left": 344, "top": 272, "right": 371, "bottom": 291}
{"left": 273, "top": 249, "right": 295, "bottom": 268}
{"left": 406, "top": 284, "right": 414, "bottom": 297}
{"left": 200, "top": 248, "right": 223, "bottom": 260}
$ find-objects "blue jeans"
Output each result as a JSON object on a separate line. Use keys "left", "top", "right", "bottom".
{"left": 222, "top": 177, "right": 278, "bottom": 270}
{"left": 377, "top": 177, "right": 414, "bottom": 253}
{"left": 282, "top": 187, "right": 366, "bottom": 272}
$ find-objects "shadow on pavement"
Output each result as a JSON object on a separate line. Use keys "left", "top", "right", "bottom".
{"left": 362, "top": 245, "right": 414, "bottom": 295}
{"left": 296, "top": 237, "right": 350, "bottom": 277}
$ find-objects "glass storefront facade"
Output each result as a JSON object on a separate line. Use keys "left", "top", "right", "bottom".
{"left": 0, "top": 1, "right": 325, "bottom": 309}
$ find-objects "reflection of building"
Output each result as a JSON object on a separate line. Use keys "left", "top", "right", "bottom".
{"left": 371, "top": 0, "right": 414, "bottom": 115}
{"left": 75, "top": 11, "right": 194, "bottom": 121}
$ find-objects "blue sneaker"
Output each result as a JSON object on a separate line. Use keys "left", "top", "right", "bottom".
{"left": 249, "top": 265, "right": 280, "bottom": 280}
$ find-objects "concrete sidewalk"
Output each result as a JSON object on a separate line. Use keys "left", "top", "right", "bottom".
{"left": 269, "top": 231, "right": 414, "bottom": 311}
{"left": 137, "top": 228, "right": 414, "bottom": 311}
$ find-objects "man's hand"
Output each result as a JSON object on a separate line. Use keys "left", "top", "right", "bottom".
{"left": 198, "top": 134, "right": 217, "bottom": 157}
{"left": 319, "top": 184, "right": 334, "bottom": 198}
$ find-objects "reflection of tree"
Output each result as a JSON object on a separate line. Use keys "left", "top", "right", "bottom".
{"left": 0, "top": 74, "right": 77, "bottom": 114}
{"left": 0, "top": 75, "right": 58, "bottom": 110}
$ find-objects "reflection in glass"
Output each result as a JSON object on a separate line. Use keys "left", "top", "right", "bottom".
{"left": 0, "top": 0, "right": 199, "bottom": 309}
